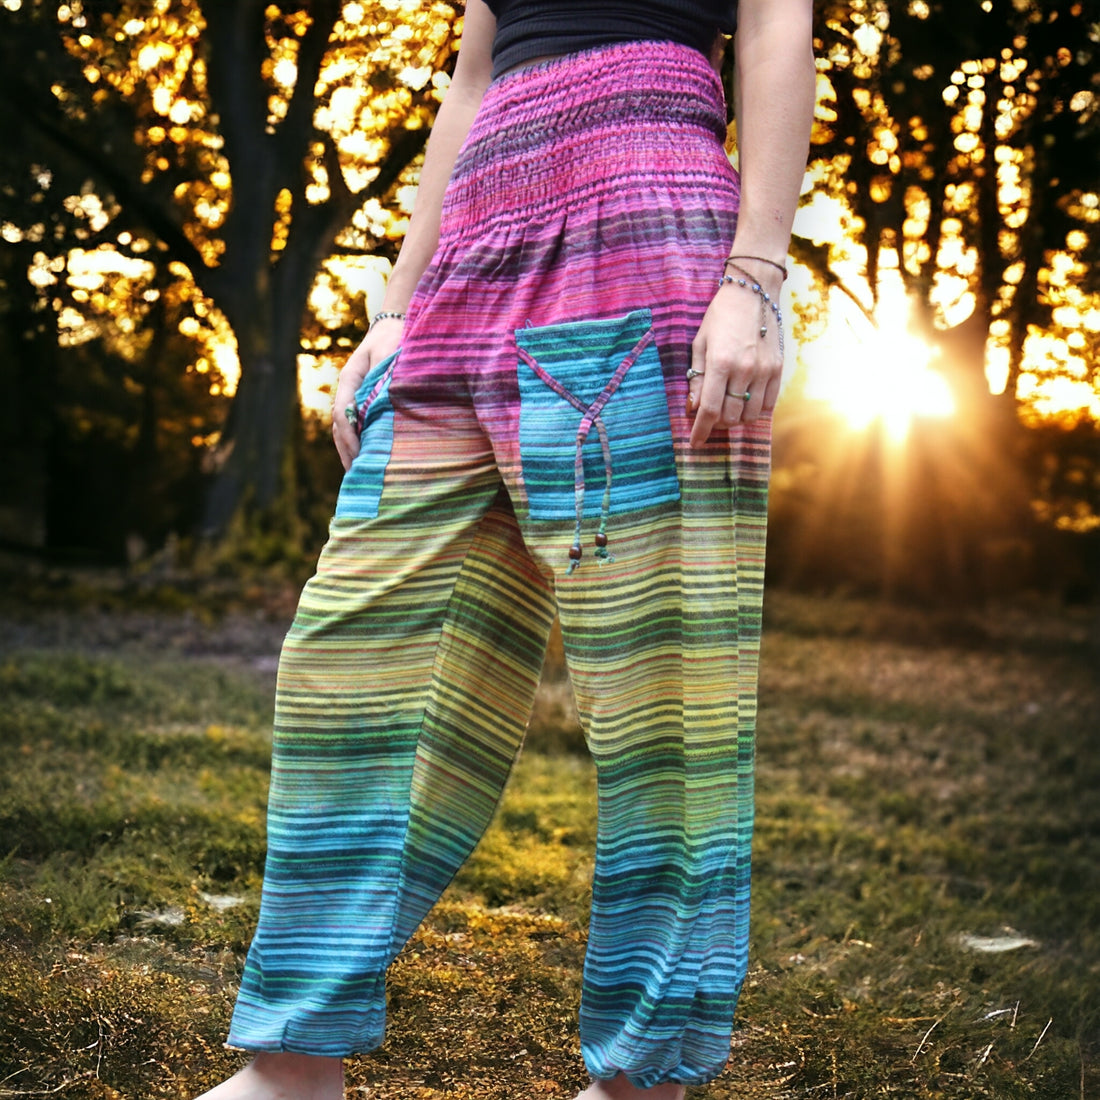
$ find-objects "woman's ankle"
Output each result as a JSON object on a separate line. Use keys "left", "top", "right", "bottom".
{"left": 193, "top": 1053, "right": 344, "bottom": 1100}
{"left": 576, "top": 1073, "right": 686, "bottom": 1100}
{"left": 251, "top": 1052, "right": 343, "bottom": 1076}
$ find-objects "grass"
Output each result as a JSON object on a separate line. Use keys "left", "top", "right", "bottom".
{"left": 0, "top": 592, "right": 1097, "bottom": 1099}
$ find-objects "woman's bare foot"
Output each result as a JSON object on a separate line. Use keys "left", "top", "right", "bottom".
{"left": 574, "top": 1073, "right": 686, "bottom": 1100}
{"left": 194, "top": 1053, "right": 344, "bottom": 1100}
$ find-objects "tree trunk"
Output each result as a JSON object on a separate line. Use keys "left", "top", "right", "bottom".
{"left": 199, "top": 283, "right": 306, "bottom": 538}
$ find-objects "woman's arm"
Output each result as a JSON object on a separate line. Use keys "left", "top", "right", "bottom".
{"left": 332, "top": 0, "right": 497, "bottom": 469}
{"left": 380, "top": 0, "right": 497, "bottom": 312}
{"left": 687, "top": 0, "right": 815, "bottom": 446}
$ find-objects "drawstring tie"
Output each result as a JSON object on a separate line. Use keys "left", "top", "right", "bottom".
{"left": 517, "top": 328, "right": 654, "bottom": 573}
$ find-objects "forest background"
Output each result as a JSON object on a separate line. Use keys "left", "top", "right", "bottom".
{"left": 0, "top": 0, "right": 1097, "bottom": 603}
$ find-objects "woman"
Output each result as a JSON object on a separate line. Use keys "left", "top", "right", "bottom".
{"left": 198, "top": 0, "right": 814, "bottom": 1096}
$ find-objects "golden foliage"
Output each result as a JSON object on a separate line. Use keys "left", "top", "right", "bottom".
{"left": 19, "top": 1, "right": 462, "bottom": 405}
{"left": 806, "top": 0, "right": 1099, "bottom": 426}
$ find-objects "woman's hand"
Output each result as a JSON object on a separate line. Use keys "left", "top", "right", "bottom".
{"left": 686, "top": 265, "right": 784, "bottom": 446}
{"left": 685, "top": 0, "right": 813, "bottom": 448}
{"left": 331, "top": 317, "right": 404, "bottom": 470}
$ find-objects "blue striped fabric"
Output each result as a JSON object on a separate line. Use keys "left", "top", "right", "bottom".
{"left": 516, "top": 309, "right": 681, "bottom": 521}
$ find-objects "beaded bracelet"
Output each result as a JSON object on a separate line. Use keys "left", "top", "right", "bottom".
{"left": 725, "top": 254, "right": 788, "bottom": 281}
{"left": 369, "top": 310, "right": 406, "bottom": 331}
{"left": 718, "top": 263, "right": 785, "bottom": 361}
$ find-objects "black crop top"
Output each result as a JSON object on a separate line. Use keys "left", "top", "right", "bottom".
{"left": 485, "top": 0, "right": 739, "bottom": 77}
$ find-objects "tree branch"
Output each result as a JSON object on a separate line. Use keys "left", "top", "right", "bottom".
{"left": 202, "top": 0, "right": 271, "bottom": 181}
{"left": 3, "top": 88, "right": 211, "bottom": 289}
{"left": 789, "top": 234, "right": 876, "bottom": 327}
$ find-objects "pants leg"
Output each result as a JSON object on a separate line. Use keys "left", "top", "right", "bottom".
{"left": 389, "top": 488, "right": 557, "bottom": 951}
{"left": 500, "top": 316, "right": 770, "bottom": 1086}
{"left": 228, "top": 377, "right": 555, "bottom": 1054}
{"left": 439, "top": 43, "right": 769, "bottom": 1086}
{"left": 553, "top": 424, "right": 769, "bottom": 1088}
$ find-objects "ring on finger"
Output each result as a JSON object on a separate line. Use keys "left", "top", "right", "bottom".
{"left": 725, "top": 389, "right": 751, "bottom": 402}
{"left": 685, "top": 367, "right": 705, "bottom": 380}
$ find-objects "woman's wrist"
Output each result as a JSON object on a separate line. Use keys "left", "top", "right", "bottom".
{"left": 718, "top": 258, "right": 784, "bottom": 298}
{"left": 725, "top": 253, "right": 788, "bottom": 282}
{"left": 368, "top": 310, "right": 406, "bottom": 331}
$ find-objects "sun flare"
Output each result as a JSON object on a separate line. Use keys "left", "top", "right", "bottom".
{"left": 799, "top": 279, "right": 956, "bottom": 442}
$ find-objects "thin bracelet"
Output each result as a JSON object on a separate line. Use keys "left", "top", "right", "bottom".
{"left": 718, "top": 264, "right": 785, "bottom": 361}
{"left": 725, "top": 254, "right": 788, "bottom": 281}
{"left": 369, "top": 310, "right": 406, "bottom": 331}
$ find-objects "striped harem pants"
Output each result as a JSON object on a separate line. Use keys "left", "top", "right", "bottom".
{"left": 228, "top": 39, "right": 771, "bottom": 1089}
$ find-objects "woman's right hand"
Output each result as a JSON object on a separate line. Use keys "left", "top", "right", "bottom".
{"left": 331, "top": 317, "right": 404, "bottom": 471}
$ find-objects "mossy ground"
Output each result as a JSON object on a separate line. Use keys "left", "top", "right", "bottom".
{"left": 0, "top": 591, "right": 1096, "bottom": 1099}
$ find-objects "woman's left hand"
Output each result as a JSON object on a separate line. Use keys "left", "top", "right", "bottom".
{"left": 686, "top": 268, "right": 784, "bottom": 446}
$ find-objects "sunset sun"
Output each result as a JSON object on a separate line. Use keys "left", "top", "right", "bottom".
{"left": 798, "top": 277, "right": 956, "bottom": 442}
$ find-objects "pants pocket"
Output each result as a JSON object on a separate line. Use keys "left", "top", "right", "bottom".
{"left": 334, "top": 351, "right": 399, "bottom": 520}
{"left": 516, "top": 308, "right": 680, "bottom": 518}
{"left": 515, "top": 308, "right": 680, "bottom": 569}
